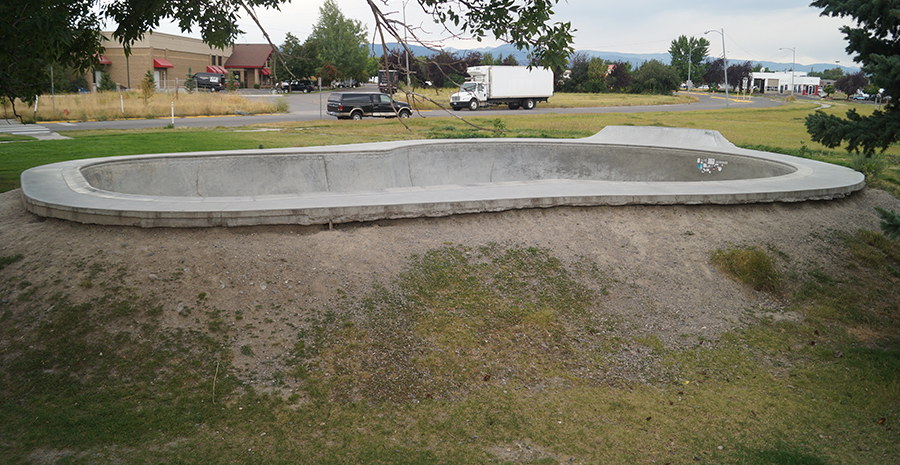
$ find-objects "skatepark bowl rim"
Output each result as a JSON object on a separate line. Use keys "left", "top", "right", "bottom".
{"left": 19, "top": 126, "right": 866, "bottom": 228}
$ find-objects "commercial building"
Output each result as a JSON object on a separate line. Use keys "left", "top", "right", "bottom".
{"left": 93, "top": 31, "right": 275, "bottom": 91}
{"left": 751, "top": 70, "right": 821, "bottom": 96}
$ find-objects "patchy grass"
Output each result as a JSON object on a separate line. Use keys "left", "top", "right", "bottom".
{"left": 2, "top": 235, "right": 899, "bottom": 463}
{"left": 711, "top": 246, "right": 781, "bottom": 293}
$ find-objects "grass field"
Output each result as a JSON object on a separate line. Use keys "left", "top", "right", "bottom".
{"left": 1, "top": 98, "right": 899, "bottom": 464}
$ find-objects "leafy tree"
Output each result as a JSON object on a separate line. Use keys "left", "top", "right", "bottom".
{"left": 585, "top": 57, "right": 609, "bottom": 93}
{"left": 809, "top": 67, "right": 844, "bottom": 80}
{"left": 669, "top": 35, "right": 710, "bottom": 85}
{"left": 3, "top": 0, "right": 574, "bottom": 119}
{"left": 632, "top": 59, "right": 681, "bottom": 95}
{"left": 833, "top": 71, "right": 868, "bottom": 98}
{"left": 806, "top": 0, "right": 900, "bottom": 155}
{"left": 276, "top": 33, "right": 323, "bottom": 80}
{"left": 606, "top": 61, "right": 632, "bottom": 92}
{"left": 560, "top": 52, "right": 591, "bottom": 92}
{"left": 413, "top": 0, "right": 573, "bottom": 70}
{"left": 0, "top": 0, "right": 102, "bottom": 117}
{"left": 501, "top": 55, "right": 520, "bottom": 66}
{"left": 703, "top": 57, "right": 725, "bottom": 87}
{"left": 312, "top": 0, "right": 368, "bottom": 81}
{"left": 99, "top": 71, "right": 117, "bottom": 92}
{"left": 727, "top": 61, "right": 754, "bottom": 91}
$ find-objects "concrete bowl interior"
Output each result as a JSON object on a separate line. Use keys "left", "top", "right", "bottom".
{"left": 20, "top": 126, "right": 865, "bottom": 228}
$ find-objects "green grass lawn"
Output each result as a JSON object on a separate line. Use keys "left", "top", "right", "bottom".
{"left": 1, "top": 99, "right": 898, "bottom": 464}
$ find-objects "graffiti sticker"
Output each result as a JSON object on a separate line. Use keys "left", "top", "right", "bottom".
{"left": 698, "top": 157, "right": 727, "bottom": 174}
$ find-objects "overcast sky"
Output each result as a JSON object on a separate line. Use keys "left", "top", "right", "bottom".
{"left": 151, "top": 0, "right": 858, "bottom": 68}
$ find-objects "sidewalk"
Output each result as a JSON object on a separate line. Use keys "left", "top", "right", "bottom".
{"left": 0, "top": 119, "right": 69, "bottom": 140}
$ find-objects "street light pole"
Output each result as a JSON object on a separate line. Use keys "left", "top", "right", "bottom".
{"left": 687, "top": 41, "right": 694, "bottom": 97}
{"left": 780, "top": 47, "right": 795, "bottom": 96}
{"left": 704, "top": 28, "right": 728, "bottom": 108}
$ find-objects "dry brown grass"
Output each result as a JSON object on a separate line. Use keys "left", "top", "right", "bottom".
{"left": 3, "top": 91, "right": 283, "bottom": 122}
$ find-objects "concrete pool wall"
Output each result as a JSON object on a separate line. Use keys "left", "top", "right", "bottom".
{"left": 20, "top": 126, "right": 866, "bottom": 228}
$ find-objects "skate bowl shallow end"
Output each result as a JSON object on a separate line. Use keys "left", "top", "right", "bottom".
{"left": 20, "top": 126, "right": 866, "bottom": 228}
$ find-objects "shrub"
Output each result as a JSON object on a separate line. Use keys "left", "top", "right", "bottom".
{"left": 710, "top": 246, "right": 780, "bottom": 293}
{"left": 849, "top": 152, "right": 888, "bottom": 180}
{"left": 140, "top": 70, "right": 155, "bottom": 105}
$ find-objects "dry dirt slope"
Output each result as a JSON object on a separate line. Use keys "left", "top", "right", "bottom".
{"left": 1, "top": 187, "right": 898, "bottom": 392}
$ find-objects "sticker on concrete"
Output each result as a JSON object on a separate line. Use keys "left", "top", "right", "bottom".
{"left": 697, "top": 157, "right": 727, "bottom": 174}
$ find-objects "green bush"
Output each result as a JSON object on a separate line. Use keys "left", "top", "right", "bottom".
{"left": 710, "top": 246, "right": 781, "bottom": 293}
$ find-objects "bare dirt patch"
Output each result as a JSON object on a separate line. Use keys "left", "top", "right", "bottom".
{"left": 2, "top": 187, "right": 898, "bottom": 393}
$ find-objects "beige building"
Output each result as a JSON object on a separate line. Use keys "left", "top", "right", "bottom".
{"left": 97, "top": 31, "right": 233, "bottom": 90}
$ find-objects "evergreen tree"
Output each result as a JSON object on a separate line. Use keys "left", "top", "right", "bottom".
{"left": 806, "top": 0, "right": 900, "bottom": 155}
{"left": 183, "top": 67, "right": 196, "bottom": 94}
{"left": 875, "top": 207, "right": 900, "bottom": 240}
{"left": 98, "top": 71, "right": 117, "bottom": 91}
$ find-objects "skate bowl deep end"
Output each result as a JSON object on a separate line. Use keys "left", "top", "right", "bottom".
{"left": 20, "top": 126, "right": 865, "bottom": 227}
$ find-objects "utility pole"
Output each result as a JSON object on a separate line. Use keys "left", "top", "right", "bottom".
{"left": 705, "top": 28, "right": 728, "bottom": 108}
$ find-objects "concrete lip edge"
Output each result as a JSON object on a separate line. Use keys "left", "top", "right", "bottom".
{"left": 20, "top": 126, "right": 866, "bottom": 227}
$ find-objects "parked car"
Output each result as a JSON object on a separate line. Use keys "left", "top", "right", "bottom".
{"left": 193, "top": 72, "right": 226, "bottom": 92}
{"left": 280, "top": 79, "right": 316, "bottom": 93}
{"left": 326, "top": 92, "right": 411, "bottom": 120}
{"left": 332, "top": 79, "right": 360, "bottom": 89}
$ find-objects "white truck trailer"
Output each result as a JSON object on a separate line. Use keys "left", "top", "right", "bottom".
{"left": 450, "top": 65, "right": 554, "bottom": 111}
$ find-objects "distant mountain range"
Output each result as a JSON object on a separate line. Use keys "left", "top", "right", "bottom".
{"left": 372, "top": 42, "right": 861, "bottom": 75}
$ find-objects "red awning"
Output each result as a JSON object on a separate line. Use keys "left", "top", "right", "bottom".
{"left": 153, "top": 58, "right": 174, "bottom": 69}
{"left": 206, "top": 65, "right": 227, "bottom": 74}
{"left": 260, "top": 67, "right": 272, "bottom": 76}
{"left": 97, "top": 55, "right": 112, "bottom": 65}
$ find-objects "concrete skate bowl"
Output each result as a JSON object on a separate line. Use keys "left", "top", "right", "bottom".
{"left": 20, "top": 126, "right": 865, "bottom": 228}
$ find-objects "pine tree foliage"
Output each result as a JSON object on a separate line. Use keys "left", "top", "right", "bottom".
{"left": 875, "top": 207, "right": 900, "bottom": 240}
{"left": 806, "top": 0, "right": 900, "bottom": 155}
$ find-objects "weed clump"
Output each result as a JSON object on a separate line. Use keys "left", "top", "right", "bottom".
{"left": 710, "top": 246, "right": 781, "bottom": 293}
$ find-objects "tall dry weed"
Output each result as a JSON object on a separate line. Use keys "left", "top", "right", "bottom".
{"left": 12, "top": 91, "right": 283, "bottom": 122}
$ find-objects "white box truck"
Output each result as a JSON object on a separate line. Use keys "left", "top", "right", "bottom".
{"left": 450, "top": 65, "right": 554, "bottom": 111}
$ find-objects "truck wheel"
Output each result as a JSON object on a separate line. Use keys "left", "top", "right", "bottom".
{"left": 468, "top": 99, "right": 479, "bottom": 111}
{"left": 508, "top": 102, "right": 520, "bottom": 110}
{"left": 451, "top": 106, "right": 461, "bottom": 111}
{"left": 398, "top": 109, "right": 411, "bottom": 119}
{"left": 522, "top": 98, "right": 536, "bottom": 110}
{"left": 351, "top": 111, "right": 363, "bottom": 121}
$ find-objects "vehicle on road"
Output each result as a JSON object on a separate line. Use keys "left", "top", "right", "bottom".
{"left": 378, "top": 70, "right": 399, "bottom": 94}
{"left": 193, "top": 72, "right": 226, "bottom": 92}
{"left": 280, "top": 79, "right": 316, "bottom": 93}
{"left": 327, "top": 92, "right": 411, "bottom": 120}
{"left": 450, "top": 65, "right": 554, "bottom": 111}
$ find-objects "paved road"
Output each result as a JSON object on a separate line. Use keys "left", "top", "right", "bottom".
{"left": 41, "top": 85, "right": 786, "bottom": 133}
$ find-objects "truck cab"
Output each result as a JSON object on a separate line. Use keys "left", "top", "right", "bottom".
{"left": 451, "top": 81, "right": 487, "bottom": 111}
